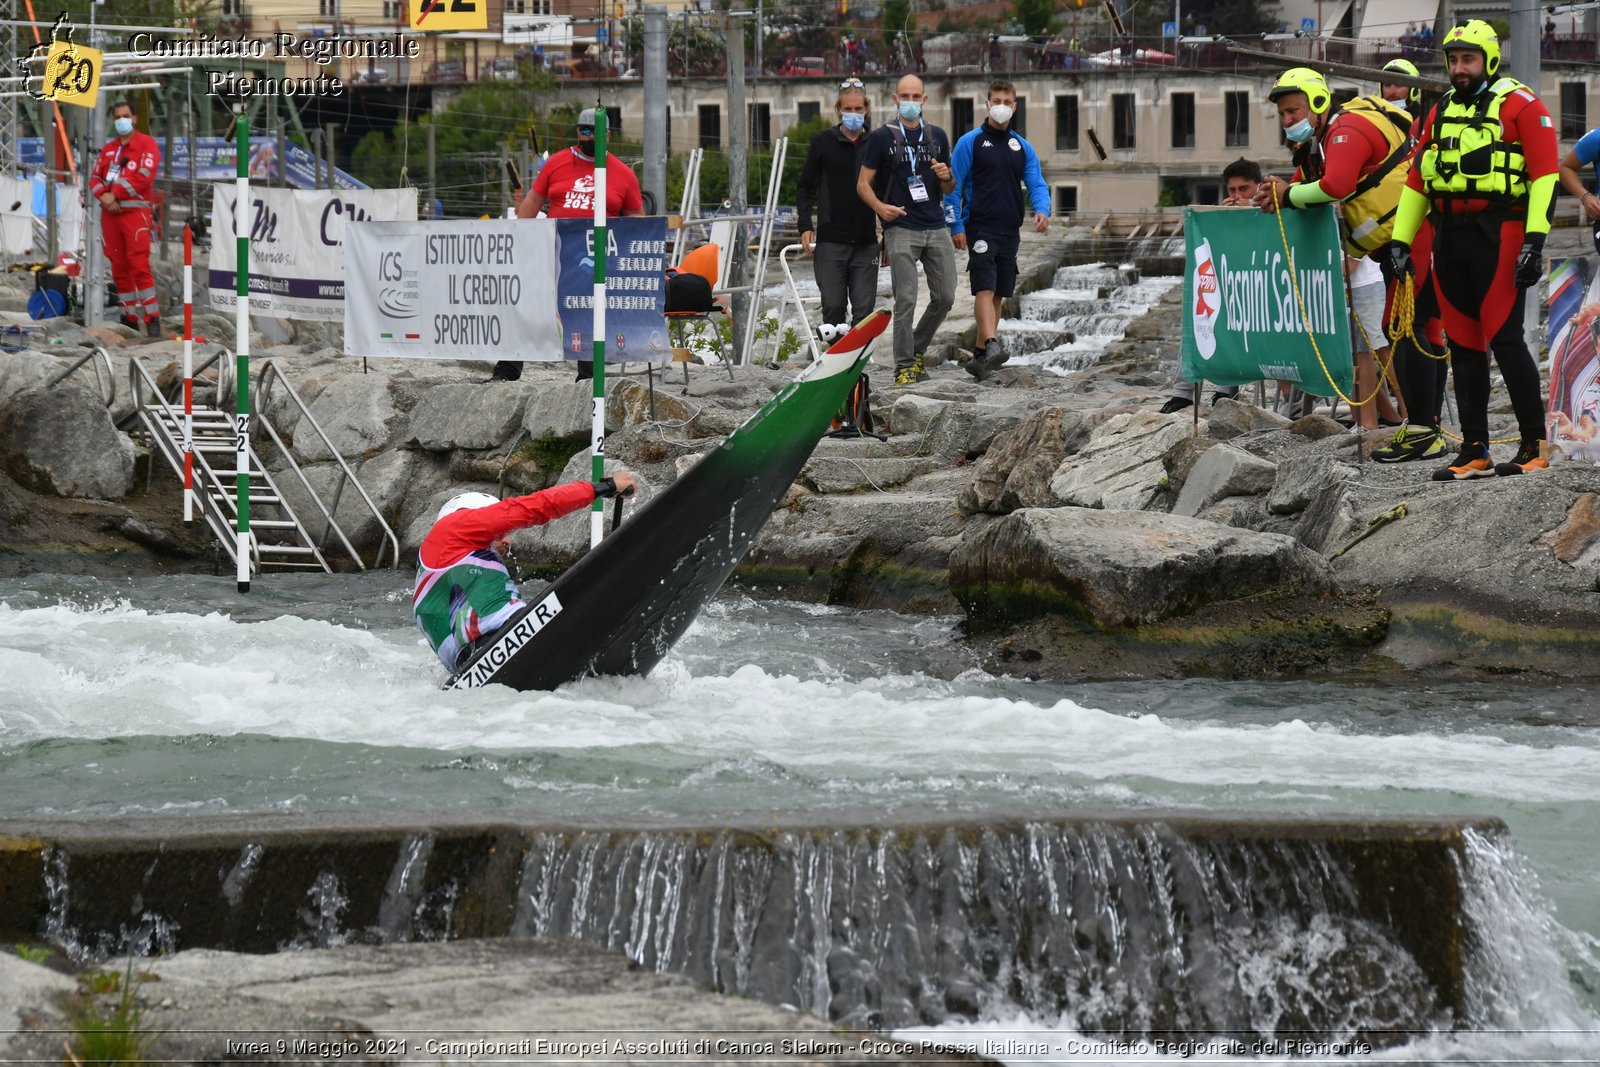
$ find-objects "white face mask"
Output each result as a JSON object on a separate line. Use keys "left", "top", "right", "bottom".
{"left": 989, "top": 104, "right": 1015, "bottom": 126}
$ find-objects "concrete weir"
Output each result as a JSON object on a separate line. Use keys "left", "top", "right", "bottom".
{"left": 0, "top": 811, "right": 1501, "bottom": 1045}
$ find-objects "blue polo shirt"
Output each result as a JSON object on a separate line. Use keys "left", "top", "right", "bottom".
{"left": 947, "top": 121, "right": 1051, "bottom": 237}
{"left": 1575, "top": 127, "right": 1600, "bottom": 190}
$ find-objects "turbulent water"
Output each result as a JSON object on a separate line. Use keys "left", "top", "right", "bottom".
{"left": 1, "top": 571, "right": 1597, "bottom": 1060}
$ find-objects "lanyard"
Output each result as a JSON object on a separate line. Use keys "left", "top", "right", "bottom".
{"left": 897, "top": 121, "right": 926, "bottom": 170}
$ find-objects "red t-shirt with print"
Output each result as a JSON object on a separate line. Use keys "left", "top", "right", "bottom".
{"left": 533, "top": 147, "right": 644, "bottom": 217}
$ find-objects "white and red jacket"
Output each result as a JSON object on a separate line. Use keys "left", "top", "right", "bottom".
{"left": 90, "top": 131, "right": 160, "bottom": 210}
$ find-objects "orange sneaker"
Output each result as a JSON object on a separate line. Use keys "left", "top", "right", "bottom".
{"left": 1431, "top": 442, "right": 1495, "bottom": 481}
{"left": 1494, "top": 441, "right": 1549, "bottom": 476}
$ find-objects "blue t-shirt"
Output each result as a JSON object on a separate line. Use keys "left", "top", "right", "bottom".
{"left": 1574, "top": 128, "right": 1600, "bottom": 191}
{"left": 859, "top": 121, "right": 951, "bottom": 231}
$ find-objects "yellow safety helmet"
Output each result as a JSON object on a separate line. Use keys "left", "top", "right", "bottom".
{"left": 1382, "top": 57, "right": 1422, "bottom": 106}
{"left": 1269, "top": 67, "right": 1332, "bottom": 114}
{"left": 1442, "top": 19, "right": 1501, "bottom": 77}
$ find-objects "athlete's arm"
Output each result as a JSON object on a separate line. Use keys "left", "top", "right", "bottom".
{"left": 1513, "top": 93, "right": 1561, "bottom": 235}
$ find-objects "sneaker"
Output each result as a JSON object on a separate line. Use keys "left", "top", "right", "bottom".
{"left": 1372, "top": 425, "right": 1446, "bottom": 464}
{"left": 962, "top": 350, "right": 992, "bottom": 381}
{"left": 1431, "top": 442, "right": 1495, "bottom": 481}
{"left": 144, "top": 315, "right": 162, "bottom": 338}
{"left": 1494, "top": 440, "right": 1549, "bottom": 476}
{"left": 1159, "top": 396, "right": 1193, "bottom": 414}
{"left": 982, "top": 336, "right": 1010, "bottom": 371}
{"left": 893, "top": 355, "right": 928, "bottom": 386}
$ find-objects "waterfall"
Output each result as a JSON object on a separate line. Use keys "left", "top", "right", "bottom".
{"left": 1010, "top": 264, "right": 1178, "bottom": 375}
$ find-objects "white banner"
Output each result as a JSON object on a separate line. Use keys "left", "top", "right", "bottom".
{"left": 208, "top": 186, "right": 417, "bottom": 321}
{"left": 344, "top": 219, "right": 561, "bottom": 360}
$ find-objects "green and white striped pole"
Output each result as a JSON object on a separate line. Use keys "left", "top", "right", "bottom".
{"left": 590, "top": 103, "right": 607, "bottom": 549}
{"left": 234, "top": 105, "right": 252, "bottom": 592}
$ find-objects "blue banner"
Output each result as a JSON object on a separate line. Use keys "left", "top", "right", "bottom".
{"left": 19, "top": 136, "right": 366, "bottom": 190}
{"left": 555, "top": 216, "right": 671, "bottom": 363}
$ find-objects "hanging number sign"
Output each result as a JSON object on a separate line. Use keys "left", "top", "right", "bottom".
{"left": 44, "top": 39, "right": 102, "bottom": 108}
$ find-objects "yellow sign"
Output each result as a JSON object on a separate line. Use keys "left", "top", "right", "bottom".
{"left": 409, "top": 0, "right": 488, "bottom": 32}
{"left": 43, "top": 39, "right": 102, "bottom": 108}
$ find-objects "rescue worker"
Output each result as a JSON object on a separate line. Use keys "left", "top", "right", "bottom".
{"left": 1254, "top": 68, "right": 1445, "bottom": 456}
{"left": 1380, "top": 57, "right": 1424, "bottom": 116}
{"left": 414, "top": 473, "right": 636, "bottom": 671}
{"left": 89, "top": 100, "right": 162, "bottom": 336}
{"left": 1380, "top": 20, "right": 1559, "bottom": 479}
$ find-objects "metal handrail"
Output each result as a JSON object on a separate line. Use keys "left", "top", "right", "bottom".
{"left": 192, "top": 344, "right": 234, "bottom": 401}
{"left": 46, "top": 343, "right": 117, "bottom": 408}
{"left": 255, "top": 359, "right": 401, "bottom": 571}
{"left": 127, "top": 356, "right": 238, "bottom": 560}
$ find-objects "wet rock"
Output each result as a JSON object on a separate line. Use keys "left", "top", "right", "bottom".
{"left": 292, "top": 372, "right": 403, "bottom": 463}
{"left": 1267, "top": 452, "right": 1351, "bottom": 516}
{"left": 1172, "top": 444, "right": 1278, "bottom": 518}
{"left": 1208, "top": 397, "right": 1293, "bottom": 441}
{"left": 102, "top": 514, "right": 195, "bottom": 557}
{"left": 0, "top": 385, "right": 136, "bottom": 499}
{"left": 1049, "top": 410, "right": 1191, "bottom": 511}
{"left": 950, "top": 507, "right": 1334, "bottom": 628}
{"left": 404, "top": 383, "right": 530, "bottom": 451}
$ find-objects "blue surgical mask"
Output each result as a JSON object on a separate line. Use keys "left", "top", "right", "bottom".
{"left": 840, "top": 112, "right": 866, "bottom": 132}
{"left": 897, "top": 100, "right": 922, "bottom": 121}
{"left": 1284, "top": 117, "right": 1314, "bottom": 144}
{"left": 113, "top": 117, "right": 134, "bottom": 137}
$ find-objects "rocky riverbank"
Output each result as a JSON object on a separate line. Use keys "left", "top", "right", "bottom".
{"left": 1, "top": 235, "right": 1598, "bottom": 680}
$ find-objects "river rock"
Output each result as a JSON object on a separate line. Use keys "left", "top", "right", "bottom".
{"left": 1172, "top": 444, "right": 1278, "bottom": 517}
{"left": 404, "top": 383, "right": 530, "bottom": 451}
{"left": 887, "top": 394, "right": 952, "bottom": 436}
{"left": 1209, "top": 397, "right": 1294, "bottom": 441}
{"left": 270, "top": 449, "right": 431, "bottom": 563}
{"left": 1267, "top": 452, "right": 1351, "bottom": 516}
{"left": 611, "top": 377, "right": 695, "bottom": 426}
{"left": 950, "top": 507, "right": 1334, "bottom": 628}
{"left": 292, "top": 372, "right": 404, "bottom": 463}
{"left": 0, "top": 350, "right": 69, "bottom": 408}
{"left": 1049, "top": 410, "right": 1191, "bottom": 511}
{"left": 1289, "top": 413, "right": 1347, "bottom": 440}
{"left": 1291, "top": 479, "right": 1359, "bottom": 553}
{"left": 1540, "top": 492, "right": 1600, "bottom": 567}
{"left": 959, "top": 406, "right": 1087, "bottom": 515}
{"left": 523, "top": 380, "right": 624, "bottom": 442}
{"left": 0, "top": 385, "right": 136, "bottom": 499}
{"left": 802, "top": 456, "right": 930, "bottom": 493}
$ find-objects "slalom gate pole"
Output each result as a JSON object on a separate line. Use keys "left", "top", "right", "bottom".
{"left": 182, "top": 224, "right": 194, "bottom": 524}
{"left": 233, "top": 106, "right": 252, "bottom": 592}
{"left": 590, "top": 103, "right": 607, "bottom": 549}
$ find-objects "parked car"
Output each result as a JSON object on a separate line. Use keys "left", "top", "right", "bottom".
{"left": 485, "top": 57, "right": 519, "bottom": 81}
{"left": 779, "top": 56, "right": 827, "bottom": 76}
{"left": 426, "top": 59, "right": 466, "bottom": 82}
{"left": 350, "top": 67, "right": 388, "bottom": 85}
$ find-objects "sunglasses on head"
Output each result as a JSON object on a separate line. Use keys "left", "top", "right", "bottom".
{"left": 839, "top": 78, "right": 864, "bottom": 89}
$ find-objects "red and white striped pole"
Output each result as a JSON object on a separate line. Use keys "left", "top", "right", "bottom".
{"left": 182, "top": 223, "right": 194, "bottom": 524}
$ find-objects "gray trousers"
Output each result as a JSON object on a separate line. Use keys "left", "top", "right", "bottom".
{"left": 812, "top": 241, "right": 879, "bottom": 327}
{"left": 884, "top": 226, "right": 957, "bottom": 369}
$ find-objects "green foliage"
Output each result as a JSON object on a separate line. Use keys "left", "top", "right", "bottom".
{"left": 66, "top": 960, "right": 158, "bottom": 1066}
{"left": 1013, "top": 0, "right": 1056, "bottom": 36}
{"left": 881, "top": 0, "right": 912, "bottom": 49}
{"left": 1157, "top": 179, "right": 1190, "bottom": 208}
{"left": 517, "top": 430, "right": 587, "bottom": 478}
{"left": 14, "top": 943, "right": 51, "bottom": 963}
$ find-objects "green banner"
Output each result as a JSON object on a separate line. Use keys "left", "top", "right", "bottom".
{"left": 1180, "top": 204, "right": 1354, "bottom": 397}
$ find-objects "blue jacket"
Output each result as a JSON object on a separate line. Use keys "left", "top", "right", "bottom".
{"left": 946, "top": 122, "right": 1051, "bottom": 237}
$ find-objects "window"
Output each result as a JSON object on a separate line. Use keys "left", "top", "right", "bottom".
{"left": 1562, "top": 82, "right": 1588, "bottom": 140}
{"left": 532, "top": 0, "right": 552, "bottom": 13}
{"left": 1113, "top": 93, "right": 1136, "bottom": 149}
{"left": 1055, "top": 185, "right": 1078, "bottom": 213}
{"left": 1055, "top": 94, "right": 1078, "bottom": 151}
{"left": 223, "top": 0, "right": 246, "bottom": 14}
{"left": 381, "top": 0, "right": 400, "bottom": 18}
{"left": 750, "top": 103, "right": 772, "bottom": 146}
{"left": 1012, "top": 96, "right": 1026, "bottom": 136}
{"left": 1171, "top": 92, "right": 1195, "bottom": 148}
{"left": 507, "top": 0, "right": 524, "bottom": 12}
{"left": 950, "top": 98, "right": 975, "bottom": 134}
{"left": 318, "top": 0, "right": 338, "bottom": 16}
{"left": 698, "top": 104, "right": 720, "bottom": 148}
{"left": 1225, "top": 91, "right": 1249, "bottom": 147}
{"left": 797, "top": 101, "right": 821, "bottom": 125}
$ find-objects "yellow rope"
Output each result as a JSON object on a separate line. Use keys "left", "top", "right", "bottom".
{"left": 1269, "top": 185, "right": 1394, "bottom": 409}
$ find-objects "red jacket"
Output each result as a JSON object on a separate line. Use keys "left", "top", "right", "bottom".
{"left": 90, "top": 131, "right": 161, "bottom": 210}
{"left": 418, "top": 482, "right": 596, "bottom": 571}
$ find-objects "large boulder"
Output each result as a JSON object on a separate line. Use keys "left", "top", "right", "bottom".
{"left": 1172, "top": 444, "right": 1278, "bottom": 517}
{"left": 0, "top": 385, "right": 136, "bottom": 499}
{"left": 959, "top": 406, "right": 1087, "bottom": 515}
{"left": 1208, "top": 397, "right": 1293, "bottom": 441}
{"left": 1267, "top": 452, "right": 1352, "bottom": 516}
{"left": 1049, "top": 410, "right": 1192, "bottom": 511}
{"left": 524, "top": 380, "right": 606, "bottom": 441}
{"left": 270, "top": 449, "right": 433, "bottom": 563}
{"left": 404, "top": 383, "right": 530, "bottom": 451}
{"left": 292, "top": 372, "right": 404, "bottom": 462}
{"left": 950, "top": 507, "right": 1333, "bottom": 628}
{"left": 0, "top": 351, "right": 71, "bottom": 409}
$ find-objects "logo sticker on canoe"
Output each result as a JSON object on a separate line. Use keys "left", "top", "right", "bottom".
{"left": 452, "top": 592, "right": 563, "bottom": 689}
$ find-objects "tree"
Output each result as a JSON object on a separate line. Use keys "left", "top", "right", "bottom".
{"left": 881, "top": 0, "right": 911, "bottom": 50}
{"left": 1013, "top": 0, "right": 1055, "bottom": 36}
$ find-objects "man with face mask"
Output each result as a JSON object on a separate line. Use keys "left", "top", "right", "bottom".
{"left": 946, "top": 79, "right": 1050, "bottom": 381}
{"left": 90, "top": 101, "right": 162, "bottom": 336}
{"left": 1380, "top": 20, "right": 1559, "bottom": 479}
{"left": 515, "top": 108, "right": 644, "bottom": 381}
{"left": 857, "top": 74, "right": 957, "bottom": 385}
{"left": 797, "top": 82, "right": 879, "bottom": 329}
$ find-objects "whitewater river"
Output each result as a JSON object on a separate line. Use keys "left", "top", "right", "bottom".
{"left": 1, "top": 571, "right": 1596, "bottom": 1062}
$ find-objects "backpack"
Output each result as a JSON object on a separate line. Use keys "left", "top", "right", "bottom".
{"left": 872, "top": 122, "right": 950, "bottom": 205}
{"left": 665, "top": 270, "right": 715, "bottom": 314}
{"left": 827, "top": 374, "right": 885, "bottom": 440}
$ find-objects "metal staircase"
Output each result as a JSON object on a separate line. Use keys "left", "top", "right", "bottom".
{"left": 126, "top": 351, "right": 399, "bottom": 577}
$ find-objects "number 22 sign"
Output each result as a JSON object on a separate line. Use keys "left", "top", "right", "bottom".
{"left": 409, "top": 0, "right": 487, "bottom": 31}
{"left": 44, "top": 39, "right": 102, "bottom": 108}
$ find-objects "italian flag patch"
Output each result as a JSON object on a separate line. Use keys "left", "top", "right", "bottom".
{"left": 1541, "top": 115, "right": 1553, "bottom": 127}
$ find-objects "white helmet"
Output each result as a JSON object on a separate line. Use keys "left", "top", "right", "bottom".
{"left": 436, "top": 492, "right": 499, "bottom": 522}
